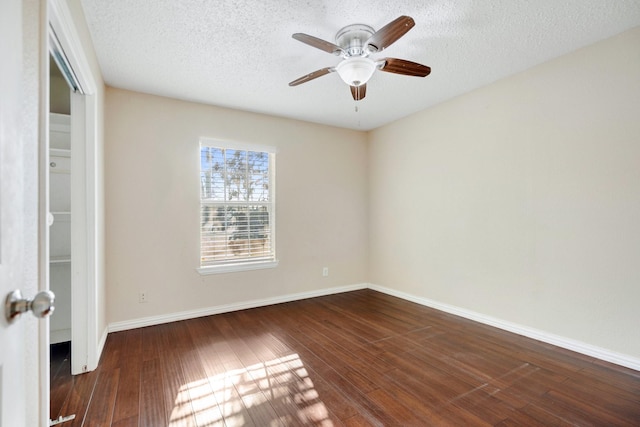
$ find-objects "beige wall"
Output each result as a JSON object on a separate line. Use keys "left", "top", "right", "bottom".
{"left": 104, "top": 27, "right": 640, "bottom": 363}
{"left": 105, "top": 88, "right": 368, "bottom": 324}
{"left": 369, "top": 27, "right": 640, "bottom": 358}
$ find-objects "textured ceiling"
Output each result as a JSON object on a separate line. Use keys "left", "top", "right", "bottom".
{"left": 80, "top": 0, "right": 640, "bottom": 131}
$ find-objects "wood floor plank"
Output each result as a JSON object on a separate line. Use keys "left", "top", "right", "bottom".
{"left": 82, "top": 368, "right": 119, "bottom": 427}
{"left": 110, "top": 416, "right": 138, "bottom": 427}
{"left": 541, "top": 387, "right": 638, "bottom": 426}
{"left": 142, "top": 323, "right": 165, "bottom": 362}
{"left": 101, "top": 331, "right": 126, "bottom": 371}
{"left": 495, "top": 403, "right": 574, "bottom": 427}
{"left": 187, "top": 317, "right": 256, "bottom": 427}
{"left": 256, "top": 325, "right": 363, "bottom": 422}
{"left": 245, "top": 323, "right": 353, "bottom": 425}
{"left": 179, "top": 343, "right": 225, "bottom": 427}
{"left": 564, "top": 373, "right": 640, "bottom": 417}
{"left": 205, "top": 320, "right": 281, "bottom": 426}
{"left": 158, "top": 322, "right": 198, "bottom": 427}
{"left": 490, "top": 363, "right": 575, "bottom": 409}
{"left": 385, "top": 350, "right": 484, "bottom": 402}
{"left": 256, "top": 310, "right": 383, "bottom": 424}
{"left": 231, "top": 315, "right": 345, "bottom": 426}
{"left": 48, "top": 289, "right": 640, "bottom": 426}
{"left": 258, "top": 310, "right": 386, "bottom": 395}
{"left": 111, "top": 328, "right": 142, "bottom": 425}
{"left": 365, "top": 388, "right": 429, "bottom": 425}
{"left": 214, "top": 314, "right": 309, "bottom": 426}
{"left": 449, "top": 386, "right": 518, "bottom": 425}
{"left": 578, "top": 362, "right": 640, "bottom": 394}
{"left": 56, "top": 367, "right": 100, "bottom": 427}
{"left": 140, "top": 358, "right": 167, "bottom": 426}
{"left": 342, "top": 414, "right": 380, "bottom": 427}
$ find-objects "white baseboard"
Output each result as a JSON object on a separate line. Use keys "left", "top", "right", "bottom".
{"left": 368, "top": 283, "right": 640, "bottom": 372}
{"left": 108, "top": 283, "right": 368, "bottom": 333}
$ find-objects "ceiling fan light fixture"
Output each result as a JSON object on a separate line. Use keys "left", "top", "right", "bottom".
{"left": 336, "top": 57, "right": 376, "bottom": 87}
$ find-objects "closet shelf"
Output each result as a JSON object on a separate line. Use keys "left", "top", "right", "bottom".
{"left": 50, "top": 256, "right": 71, "bottom": 264}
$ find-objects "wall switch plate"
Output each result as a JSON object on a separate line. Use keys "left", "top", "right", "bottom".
{"left": 138, "top": 291, "right": 148, "bottom": 303}
{"left": 322, "top": 267, "right": 329, "bottom": 277}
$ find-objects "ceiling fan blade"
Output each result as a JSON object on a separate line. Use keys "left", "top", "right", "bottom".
{"left": 379, "top": 58, "right": 431, "bottom": 77}
{"left": 350, "top": 84, "right": 366, "bottom": 101}
{"left": 292, "top": 33, "right": 345, "bottom": 56}
{"left": 289, "top": 67, "right": 335, "bottom": 86}
{"left": 366, "top": 16, "right": 415, "bottom": 53}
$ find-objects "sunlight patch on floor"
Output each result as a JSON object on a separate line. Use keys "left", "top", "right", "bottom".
{"left": 169, "top": 352, "right": 333, "bottom": 426}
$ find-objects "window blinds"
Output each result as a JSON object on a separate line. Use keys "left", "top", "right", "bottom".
{"left": 199, "top": 140, "right": 275, "bottom": 267}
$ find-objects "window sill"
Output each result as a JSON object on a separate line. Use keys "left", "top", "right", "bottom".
{"left": 197, "top": 260, "right": 279, "bottom": 275}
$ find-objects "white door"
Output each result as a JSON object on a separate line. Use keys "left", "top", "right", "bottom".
{"left": 1, "top": 0, "right": 46, "bottom": 425}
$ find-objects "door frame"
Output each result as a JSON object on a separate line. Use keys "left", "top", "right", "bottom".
{"left": 46, "top": 0, "right": 100, "bottom": 378}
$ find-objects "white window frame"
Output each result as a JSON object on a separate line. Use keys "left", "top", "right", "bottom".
{"left": 197, "top": 138, "right": 278, "bottom": 275}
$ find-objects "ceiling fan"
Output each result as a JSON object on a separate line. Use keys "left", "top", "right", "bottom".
{"left": 289, "top": 16, "right": 431, "bottom": 101}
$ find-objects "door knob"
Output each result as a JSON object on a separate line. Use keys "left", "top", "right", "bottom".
{"left": 4, "top": 289, "right": 55, "bottom": 323}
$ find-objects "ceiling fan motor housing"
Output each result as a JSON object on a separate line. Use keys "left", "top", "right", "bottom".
{"left": 335, "top": 24, "right": 375, "bottom": 57}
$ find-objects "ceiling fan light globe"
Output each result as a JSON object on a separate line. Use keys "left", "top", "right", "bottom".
{"left": 336, "top": 57, "right": 376, "bottom": 87}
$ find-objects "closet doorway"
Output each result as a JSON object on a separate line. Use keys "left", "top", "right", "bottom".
{"left": 44, "top": 1, "right": 102, "bottom": 422}
{"left": 47, "top": 0, "right": 101, "bottom": 380}
{"left": 49, "top": 54, "right": 73, "bottom": 351}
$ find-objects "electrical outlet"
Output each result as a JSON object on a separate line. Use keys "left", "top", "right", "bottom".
{"left": 322, "top": 267, "right": 329, "bottom": 277}
{"left": 139, "top": 291, "right": 148, "bottom": 303}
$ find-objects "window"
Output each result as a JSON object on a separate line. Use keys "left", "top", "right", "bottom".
{"left": 198, "top": 139, "right": 277, "bottom": 274}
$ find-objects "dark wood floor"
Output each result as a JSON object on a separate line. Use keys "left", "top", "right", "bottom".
{"left": 50, "top": 289, "right": 640, "bottom": 426}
